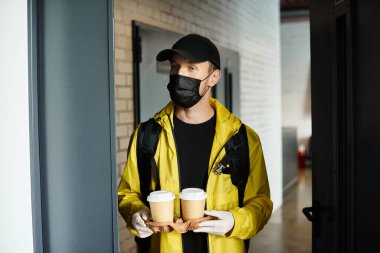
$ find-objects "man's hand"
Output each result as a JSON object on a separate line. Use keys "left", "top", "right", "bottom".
{"left": 193, "top": 210, "right": 235, "bottom": 236}
{"left": 131, "top": 208, "right": 154, "bottom": 238}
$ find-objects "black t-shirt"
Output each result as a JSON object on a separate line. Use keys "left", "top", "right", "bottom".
{"left": 173, "top": 112, "right": 216, "bottom": 253}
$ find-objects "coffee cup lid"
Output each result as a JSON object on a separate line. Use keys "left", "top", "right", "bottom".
{"left": 147, "top": 190, "right": 175, "bottom": 202}
{"left": 180, "top": 188, "right": 207, "bottom": 200}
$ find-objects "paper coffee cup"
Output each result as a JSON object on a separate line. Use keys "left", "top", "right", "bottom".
{"left": 147, "top": 190, "right": 175, "bottom": 222}
{"left": 180, "top": 188, "right": 207, "bottom": 221}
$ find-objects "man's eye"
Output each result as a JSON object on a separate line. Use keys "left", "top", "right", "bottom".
{"left": 189, "top": 66, "right": 197, "bottom": 71}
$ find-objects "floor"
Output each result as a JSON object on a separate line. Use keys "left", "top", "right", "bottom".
{"left": 249, "top": 168, "right": 312, "bottom": 253}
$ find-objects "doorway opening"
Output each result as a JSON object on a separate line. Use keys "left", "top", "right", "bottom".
{"left": 113, "top": 1, "right": 312, "bottom": 253}
{"left": 250, "top": 4, "right": 312, "bottom": 253}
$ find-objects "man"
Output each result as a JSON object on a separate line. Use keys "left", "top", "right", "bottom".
{"left": 118, "top": 34, "right": 273, "bottom": 253}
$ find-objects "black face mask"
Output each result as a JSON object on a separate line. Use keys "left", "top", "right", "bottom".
{"left": 167, "top": 71, "right": 214, "bottom": 108}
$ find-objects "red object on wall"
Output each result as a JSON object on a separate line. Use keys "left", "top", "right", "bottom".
{"left": 298, "top": 149, "right": 306, "bottom": 170}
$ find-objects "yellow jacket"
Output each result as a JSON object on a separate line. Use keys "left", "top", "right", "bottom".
{"left": 118, "top": 98, "right": 273, "bottom": 253}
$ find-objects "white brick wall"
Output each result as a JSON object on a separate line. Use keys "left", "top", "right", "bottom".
{"left": 281, "top": 19, "right": 311, "bottom": 147}
{"left": 114, "top": 1, "right": 282, "bottom": 252}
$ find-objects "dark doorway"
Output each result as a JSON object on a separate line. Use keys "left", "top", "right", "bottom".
{"left": 310, "top": 0, "right": 380, "bottom": 252}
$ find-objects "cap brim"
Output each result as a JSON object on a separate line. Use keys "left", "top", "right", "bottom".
{"left": 156, "top": 49, "right": 200, "bottom": 62}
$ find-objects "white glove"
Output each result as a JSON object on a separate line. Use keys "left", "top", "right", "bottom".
{"left": 131, "top": 208, "right": 154, "bottom": 238}
{"left": 193, "top": 210, "right": 235, "bottom": 236}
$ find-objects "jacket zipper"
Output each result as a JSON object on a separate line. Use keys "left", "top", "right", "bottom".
{"left": 166, "top": 114, "right": 183, "bottom": 189}
{"left": 166, "top": 114, "right": 185, "bottom": 253}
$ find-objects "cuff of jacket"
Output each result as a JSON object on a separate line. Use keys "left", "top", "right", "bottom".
{"left": 225, "top": 208, "right": 250, "bottom": 238}
{"left": 127, "top": 202, "right": 149, "bottom": 237}
{"left": 121, "top": 201, "right": 147, "bottom": 229}
{"left": 128, "top": 226, "right": 141, "bottom": 237}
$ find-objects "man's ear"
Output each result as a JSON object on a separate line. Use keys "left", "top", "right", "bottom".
{"left": 210, "top": 69, "right": 221, "bottom": 87}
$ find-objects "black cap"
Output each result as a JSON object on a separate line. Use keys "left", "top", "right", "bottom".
{"left": 156, "top": 34, "right": 220, "bottom": 69}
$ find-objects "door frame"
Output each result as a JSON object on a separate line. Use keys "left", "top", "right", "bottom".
{"left": 28, "top": 0, "right": 118, "bottom": 252}
{"left": 310, "top": 1, "right": 355, "bottom": 252}
{"left": 28, "top": 0, "right": 43, "bottom": 251}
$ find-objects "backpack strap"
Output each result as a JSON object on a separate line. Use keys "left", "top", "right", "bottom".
{"left": 213, "top": 124, "right": 250, "bottom": 207}
{"left": 213, "top": 124, "right": 250, "bottom": 251}
{"left": 136, "top": 118, "right": 162, "bottom": 206}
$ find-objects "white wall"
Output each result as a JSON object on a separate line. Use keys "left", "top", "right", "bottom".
{"left": 235, "top": 1, "right": 282, "bottom": 211}
{"left": 281, "top": 19, "right": 312, "bottom": 148}
{"left": 0, "top": 1, "right": 34, "bottom": 252}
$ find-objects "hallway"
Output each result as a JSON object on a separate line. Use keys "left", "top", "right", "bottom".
{"left": 250, "top": 168, "right": 312, "bottom": 253}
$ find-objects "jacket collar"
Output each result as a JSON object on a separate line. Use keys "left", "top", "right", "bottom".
{"left": 153, "top": 98, "right": 242, "bottom": 147}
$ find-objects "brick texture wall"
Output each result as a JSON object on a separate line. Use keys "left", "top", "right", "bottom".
{"left": 114, "top": 1, "right": 281, "bottom": 252}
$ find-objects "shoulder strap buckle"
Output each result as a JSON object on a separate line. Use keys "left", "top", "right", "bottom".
{"left": 213, "top": 162, "right": 231, "bottom": 175}
{"left": 214, "top": 163, "right": 226, "bottom": 175}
